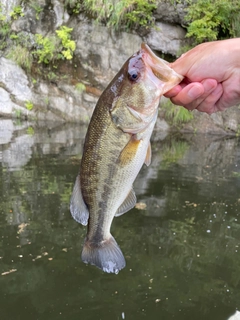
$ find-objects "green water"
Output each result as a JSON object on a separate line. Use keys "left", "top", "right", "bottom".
{"left": 0, "top": 122, "right": 239, "bottom": 320}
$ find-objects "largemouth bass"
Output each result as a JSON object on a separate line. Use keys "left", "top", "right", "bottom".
{"left": 70, "top": 43, "right": 183, "bottom": 274}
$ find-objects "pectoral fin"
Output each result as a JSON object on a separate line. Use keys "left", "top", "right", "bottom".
{"left": 144, "top": 142, "right": 152, "bottom": 166}
{"left": 70, "top": 175, "right": 89, "bottom": 226}
{"left": 119, "top": 136, "right": 142, "bottom": 166}
{"left": 115, "top": 188, "right": 136, "bottom": 217}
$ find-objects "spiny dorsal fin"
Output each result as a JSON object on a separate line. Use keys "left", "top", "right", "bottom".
{"left": 70, "top": 175, "right": 89, "bottom": 226}
{"left": 115, "top": 188, "right": 136, "bottom": 217}
{"left": 144, "top": 142, "right": 152, "bottom": 166}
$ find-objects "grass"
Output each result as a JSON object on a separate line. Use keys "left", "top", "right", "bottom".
{"left": 161, "top": 99, "right": 194, "bottom": 126}
{"left": 6, "top": 45, "right": 33, "bottom": 71}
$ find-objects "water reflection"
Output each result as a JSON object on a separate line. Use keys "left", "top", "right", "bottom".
{"left": 0, "top": 120, "right": 239, "bottom": 320}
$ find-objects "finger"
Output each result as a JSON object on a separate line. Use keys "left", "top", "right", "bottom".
{"left": 184, "top": 79, "right": 218, "bottom": 111}
{"left": 164, "top": 84, "right": 183, "bottom": 98}
{"left": 216, "top": 74, "right": 240, "bottom": 111}
{"left": 196, "top": 84, "right": 223, "bottom": 114}
{"left": 164, "top": 78, "right": 192, "bottom": 98}
{"left": 170, "top": 82, "right": 204, "bottom": 106}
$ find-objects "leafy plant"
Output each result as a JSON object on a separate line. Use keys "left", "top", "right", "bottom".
{"left": 9, "top": 34, "right": 19, "bottom": 40}
{"left": 34, "top": 34, "right": 58, "bottom": 64}
{"left": 47, "top": 71, "right": 58, "bottom": 81}
{"left": 75, "top": 82, "right": 86, "bottom": 92}
{"left": 0, "top": 4, "right": 6, "bottom": 22}
{"left": 14, "top": 109, "right": 22, "bottom": 118}
{"left": 25, "top": 101, "right": 34, "bottom": 111}
{"left": 185, "top": 0, "right": 240, "bottom": 43}
{"left": 66, "top": 0, "right": 82, "bottom": 13}
{"left": 0, "top": 22, "right": 10, "bottom": 49}
{"left": 27, "top": 126, "right": 35, "bottom": 136}
{"left": 10, "top": 5, "right": 24, "bottom": 20}
{"left": 34, "top": 27, "right": 75, "bottom": 64}
{"left": 55, "top": 26, "right": 76, "bottom": 60}
{"left": 236, "top": 125, "right": 240, "bottom": 137}
{"left": 29, "top": 1, "right": 43, "bottom": 20}
{"left": 0, "top": 6, "right": 11, "bottom": 50}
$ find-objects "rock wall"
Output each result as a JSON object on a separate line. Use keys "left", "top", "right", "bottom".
{"left": 0, "top": 0, "right": 240, "bottom": 134}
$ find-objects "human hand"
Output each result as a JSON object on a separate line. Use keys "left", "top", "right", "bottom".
{"left": 165, "top": 39, "right": 240, "bottom": 114}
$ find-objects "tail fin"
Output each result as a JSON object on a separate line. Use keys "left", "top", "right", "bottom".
{"left": 81, "top": 235, "right": 126, "bottom": 274}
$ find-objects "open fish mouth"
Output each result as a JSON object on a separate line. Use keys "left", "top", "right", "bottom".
{"left": 140, "top": 43, "right": 183, "bottom": 93}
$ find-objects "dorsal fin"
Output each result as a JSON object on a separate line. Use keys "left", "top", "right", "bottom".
{"left": 115, "top": 188, "right": 136, "bottom": 217}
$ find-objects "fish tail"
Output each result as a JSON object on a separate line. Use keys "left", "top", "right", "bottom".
{"left": 81, "top": 235, "right": 126, "bottom": 274}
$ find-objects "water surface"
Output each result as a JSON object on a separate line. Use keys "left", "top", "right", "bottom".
{"left": 0, "top": 120, "right": 239, "bottom": 320}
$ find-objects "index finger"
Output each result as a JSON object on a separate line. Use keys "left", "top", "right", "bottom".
{"left": 164, "top": 84, "right": 183, "bottom": 98}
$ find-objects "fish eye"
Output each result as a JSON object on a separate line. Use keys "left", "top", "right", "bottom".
{"left": 128, "top": 69, "right": 140, "bottom": 82}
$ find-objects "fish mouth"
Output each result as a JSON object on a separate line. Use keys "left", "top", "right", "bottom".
{"left": 140, "top": 43, "right": 183, "bottom": 93}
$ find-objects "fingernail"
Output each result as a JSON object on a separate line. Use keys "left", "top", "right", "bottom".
{"left": 203, "top": 79, "right": 217, "bottom": 93}
{"left": 188, "top": 86, "right": 203, "bottom": 99}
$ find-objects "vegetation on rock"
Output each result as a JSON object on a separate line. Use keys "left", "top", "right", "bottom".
{"left": 185, "top": 0, "right": 240, "bottom": 44}
{"left": 161, "top": 100, "right": 193, "bottom": 126}
{"left": 0, "top": 0, "right": 239, "bottom": 125}
{"left": 1, "top": 0, "right": 239, "bottom": 69}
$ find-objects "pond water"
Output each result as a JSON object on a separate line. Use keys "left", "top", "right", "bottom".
{"left": 0, "top": 120, "right": 239, "bottom": 320}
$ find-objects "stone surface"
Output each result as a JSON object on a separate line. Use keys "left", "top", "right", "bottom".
{"left": 144, "top": 21, "right": 186, "bottom": 56}
{"left": 52, "top": 0, "right": 70, "bottom": 28}
{"left": 11, "top": 0, "right": 56, "bottom": 35}
{"left": 0, "top": 88, "right": 13, "bottom": 115}
{"left": 0, "top": 119, "right": 87, "bottom": 169}
{"left": 181, "top": 109, "right": 240, "bottom": 135}
{"left": 210, "top": 112, "right": 224, "bottom": 127}
{"left": 2, "top": 134, "right": 34, "bottom": 170}
{"left": 1, "top": 0, "right": 240, "bottom": 134}
{"left": 0, "top": 57, "right": 32, "bottom": 101}
{"left": 0, "top": 0, "right": 20, "bottom": 19}
{"left": 0, "top": 55, "right": 96, "bottom": 122}
{"left": 72, "top": 20, "right": 143, "bottom": 88}
{"left": 155, "top": 0, "right": 188, "bottom": 25}
{"left": 0, "top": 119, "right": 14, "bottom": 144}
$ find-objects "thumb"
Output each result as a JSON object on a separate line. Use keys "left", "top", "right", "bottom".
{"left": 169, "top": 56, "right": 189, "bottom": 77}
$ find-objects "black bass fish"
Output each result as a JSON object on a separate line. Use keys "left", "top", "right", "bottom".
{"left": 70, "top": 43, "right": 183, "bottom": 273}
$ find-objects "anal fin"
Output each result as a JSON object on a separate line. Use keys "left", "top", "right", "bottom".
{"left": 115, "top": 188, "right": 136, "bottom": 217}
{"left": 70, "top": 175, "right": 89, "bottom": 226}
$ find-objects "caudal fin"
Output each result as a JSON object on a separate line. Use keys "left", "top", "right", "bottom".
{"left": 81, "top": 235, "right": 126, "bottom": 274}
